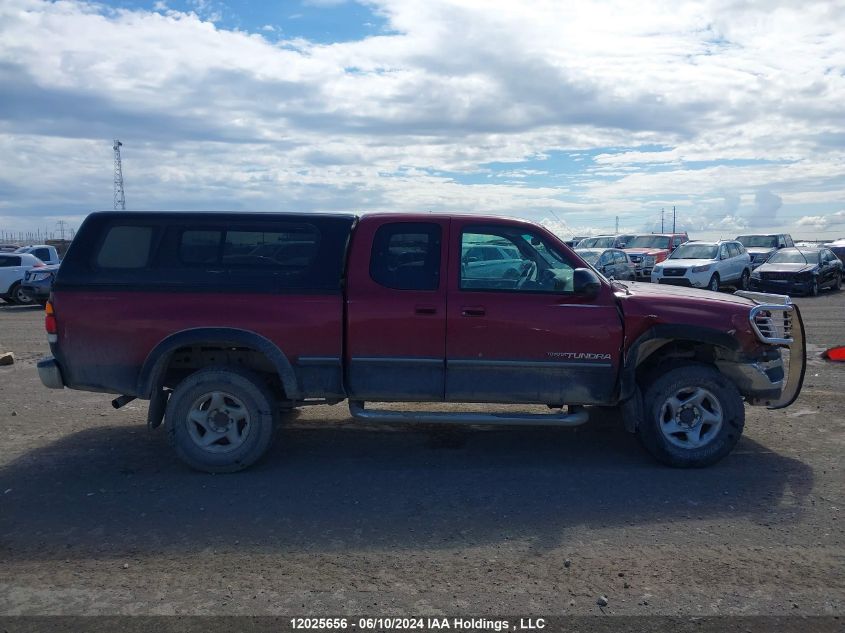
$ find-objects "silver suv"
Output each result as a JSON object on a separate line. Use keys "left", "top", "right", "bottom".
{"left": 651, "top": 240, "right": 752, "bottom": 291}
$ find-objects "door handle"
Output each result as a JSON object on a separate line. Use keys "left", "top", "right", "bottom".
{"left": 415, "top": 305, "right": 437, "bottom": 315}
{"left": 461, "top": 306, "right": 486, "bottom": 317}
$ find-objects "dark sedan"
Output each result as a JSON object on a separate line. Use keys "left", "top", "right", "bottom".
{"left": 21, "top": 263, "right": 59, "bottom": 306}
{"left": 575, "top": 247, "right": 636, "bottom": 281}
{"left": 750, "top": 247, "right": 842, "bottom": 296}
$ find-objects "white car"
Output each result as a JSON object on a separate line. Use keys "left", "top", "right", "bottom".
{"left": 651, "top": 240, "right": 752, "bottom": 291}
{"left": 0, "top": 252, "right": 46, "bottom": 304}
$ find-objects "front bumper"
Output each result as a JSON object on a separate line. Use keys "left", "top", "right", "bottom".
{"left": 732, "top": 291, "right": 806, "bottom": 409}
{"left": 21, "top": 284, "right": 51, "bottom": 299}
{"left": 749, "top": 277, "right": 813, "bottom": 296}
{"left": 37, "top": 356, "right": 65, "bottom": 389}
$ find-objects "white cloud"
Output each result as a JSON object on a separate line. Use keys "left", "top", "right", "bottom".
{"left": 0, "top": 0, "right": 843, "bottom": 238}
{"left": 797, "top": 210, "right": 845, "bottom": 230}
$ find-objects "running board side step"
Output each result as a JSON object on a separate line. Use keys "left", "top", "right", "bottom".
{"left": 348, "top": 401, "right": 589, "bottom": 427}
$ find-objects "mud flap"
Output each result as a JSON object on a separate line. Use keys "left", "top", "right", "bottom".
{"left": 147, "top": 387, "right": 170, "bottom": 430}
{"left": 767, "top": 303, "right": 806, "bottom": 410}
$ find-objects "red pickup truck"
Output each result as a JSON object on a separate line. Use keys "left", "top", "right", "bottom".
{"left": 38, "top": 212, "right": 805, "bottom": 472}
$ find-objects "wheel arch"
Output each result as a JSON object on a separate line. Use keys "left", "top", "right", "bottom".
{"left": 620, "top": 324, "right": 740, "bottom": 403}
{"left": 137, "top": 327, "right": 300, "bottom": 400}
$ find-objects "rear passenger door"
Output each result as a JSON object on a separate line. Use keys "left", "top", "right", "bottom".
{"left": 345, "top": 219, "right": 449, "bottom": 401}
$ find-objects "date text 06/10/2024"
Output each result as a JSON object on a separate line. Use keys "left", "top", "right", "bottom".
{"left": 289, "top": 617, "right": 547, "bottom": 631}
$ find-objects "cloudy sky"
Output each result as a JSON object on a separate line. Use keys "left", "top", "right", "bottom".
{"left": 1, "top": 0, "right": 844, "bottom": 240}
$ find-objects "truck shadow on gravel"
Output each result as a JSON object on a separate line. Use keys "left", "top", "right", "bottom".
{"left": 0, "top": 411, "right": 813, "bottom": 560}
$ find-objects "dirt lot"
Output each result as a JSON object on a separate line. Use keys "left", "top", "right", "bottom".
{"left": 0, "top": 293, "right": 843, "bottom": 617}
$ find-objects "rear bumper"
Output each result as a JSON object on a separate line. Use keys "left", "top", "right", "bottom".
{"left": 37, "top": 356, "right": 65, "bottom": 389}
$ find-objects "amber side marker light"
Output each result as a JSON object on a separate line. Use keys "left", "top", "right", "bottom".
{"left": 822, "top": 346, "right": 845, "bottom": 362}
{"left": 45, "top": 301, "right": 57, "bottom": 335}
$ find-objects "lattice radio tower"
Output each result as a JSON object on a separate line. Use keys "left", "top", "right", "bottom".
{"left": 113, "top": 139, "right": 126, "bottom": 210}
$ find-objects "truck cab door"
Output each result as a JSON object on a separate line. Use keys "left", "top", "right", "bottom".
{"left": 445, "top": 221, "right": 623, "bottom": 405}
{"left": 345, "top": 218, "right": 449, "bottom": 401}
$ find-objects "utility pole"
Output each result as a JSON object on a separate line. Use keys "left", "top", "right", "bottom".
{"left": 672, "top": 206, "right": 676, "bottom": 233}
{"left": 615, "top": 215, "right": 619, "bottom": 234}
{"left": 113, "top": 139, "right": 126, "bottom": 210}
{"left": 56, "top": 220, "right": 68, "bottom": 241}
{"left": 661, "top": 208, "right": 665, "bottom": 233}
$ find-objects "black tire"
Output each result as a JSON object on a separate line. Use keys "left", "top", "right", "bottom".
{"left": 739, "top": 269, "right": 750, "bottom": 290}
{"left": 9, "top": 282, "right": 35, "bottom": 305}
{"left": 165, "top": 366, "right": 277, "bottom": 473}
{"left": 707, "top": 274, "right": 720, "bottom": 292}
{"left": 809, "top": 278, "right": 819, "bottom": 297}
{"left": 638, "top": 362, "right": 745, "bottom": 468}
{"left": 832, "top": 273, "right": 842, "bottom": 291}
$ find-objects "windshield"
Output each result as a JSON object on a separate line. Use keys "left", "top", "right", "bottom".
{"left": 577, "top": 237, "right": 612, "bottom": 248}
{"left": 575, "top": 249, "right": 602, "bottom": 265}
{"left": 669, "top": 244, "right": 718, "bottom": 260}
{"left": 737, "top": 235, "right": 777, "bottom": 248}
{"left": 768, "top": 249, "right": 808, "bottom": 264}
{"left": 626, "top": 235, "right": 669, "bottom": 249}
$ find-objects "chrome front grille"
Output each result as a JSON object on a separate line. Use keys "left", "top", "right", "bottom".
{"left": 736, "top": 291, "right": 795, "bottom": 345}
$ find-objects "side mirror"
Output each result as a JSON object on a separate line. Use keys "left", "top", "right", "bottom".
{"left": 573, "top": 267, "right": 601, "bottom": 299}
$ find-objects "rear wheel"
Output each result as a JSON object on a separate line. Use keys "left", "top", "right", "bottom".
{"left": 707, "top": 274, "right": 720, "bottom": 292}
{"left": 165, "top": 366, "right": 277, "bottom": 473}
{"left": 638, "top": 363, "right": 745, "bottom": 467}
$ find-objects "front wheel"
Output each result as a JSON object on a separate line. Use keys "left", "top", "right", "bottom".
{"left": 832, "top": 273, "right": 842, "bottom": 291}
{"left": 165, "top": 366, "right": 278, "bottom": 473}
{"left": 739, "top": 269, "right": 750, "bottom": 290}
{"left": 10, "top": 283, "right": 35, "bottom": 305}
{"left": 707, "top": 274, "right": 720, "bottom": 292}
{"left": 809, "top": 278, "right": 819, "bottom": 296}
{"left": 638, "top": 363, "right": 745, "bottom": 467}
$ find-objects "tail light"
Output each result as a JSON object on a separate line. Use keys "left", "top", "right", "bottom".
{"left": 45, "top": 300, "right": 57, "bottom": 340}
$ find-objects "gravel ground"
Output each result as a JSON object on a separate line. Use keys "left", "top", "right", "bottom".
{"left": 0, "top": 293, "right": 842, "bottom": 617}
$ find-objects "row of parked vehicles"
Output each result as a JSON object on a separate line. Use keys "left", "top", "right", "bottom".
{"left": 0, "top": 244, "right": 62, "bottom": 305}
{"left": 570, "top": 232, "right": 843, "bottom": 296}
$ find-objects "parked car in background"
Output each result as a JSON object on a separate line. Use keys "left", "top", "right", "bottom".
{"left": 622, "top": 233, "right": 689, "bottom": 279}
{"left": 576, "top": 234, "right": 635, "bottom": 249}
{"left": 825, "top": 238, "right": 845, "bottom": 263}
{"left": 461, "top": 242, "right": 524, "bottom": 281}
{"left": 0, "top": 253, "right": 46, "bottom": 304}
{"left": 15, "top": 244, "right": 61, "bottom": 266}
{"left": 750, "top": 247, "right": 843, "bottom": 296}
{"left": 575, "top": 247, "right": 635, "bottom": 280}
{"left": 0, "top": 244, "right": 19, "bottom": 253}
{"left": 561, "top": 236, "right": 588, "bottom": 248}
{"left": 652, "top": 240, "right": 751, "bottom": 291}
{"left": 736, "top": 234, "right": 794, "bottom": 268}
{"left": 21, "top": 263, "right": 60, "bottom": 306}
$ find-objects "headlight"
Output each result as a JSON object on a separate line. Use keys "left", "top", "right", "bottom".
{"left": 691, "top": 264, "right": 712, "bottom": 272}
{"left": 652, "top": 265, "right": 663, "bottom": 273}
{"left": 751, "top": 271, "right": 761, "bottom": 279}
{"left": 645, "top": 256, "right": 656, "bottom": 266}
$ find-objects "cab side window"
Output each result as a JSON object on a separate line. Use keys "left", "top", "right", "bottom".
{"left": 460, "top": 227, "right": 574, "bottom": 293}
